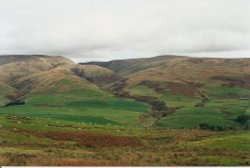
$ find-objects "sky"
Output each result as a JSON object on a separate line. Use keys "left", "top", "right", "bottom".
{"left": 0, "top": 0, "right": 250, "bottom": 62}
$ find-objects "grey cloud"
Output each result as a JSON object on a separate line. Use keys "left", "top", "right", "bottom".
{"left": 0, "top": 0, "right": 250, "bottom": 62}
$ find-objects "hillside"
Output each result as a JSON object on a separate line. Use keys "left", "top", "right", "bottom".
{"left": 83, "top": 55, "right": 250, "bottom": 129}
{"left": 0, "top": 55, "right": 74, "bottom": 84}
{"left": 0, "top": 54, "right": 250, "bottom": 166}
{"left": 0, "top": 55, "right": 249, "bottom": 129}
{"left": 0, "top": 55, "right": 150, "bottom": 126}
{"left": 0, "top": 81, "right": 17, "bottom": 107}
{"left": 83, "top": 56, "right": 250, "bottom": 85}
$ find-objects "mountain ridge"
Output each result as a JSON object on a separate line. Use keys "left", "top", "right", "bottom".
{"left": 81, "top": 55, "right": 250, "bottom": 76}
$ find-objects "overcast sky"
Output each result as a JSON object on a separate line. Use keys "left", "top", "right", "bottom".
{"left": 0, "top": 0, "right": 250, "bottom": 62}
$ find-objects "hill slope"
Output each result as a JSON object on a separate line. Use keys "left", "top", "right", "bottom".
{"left": 84, "top": 55, "right": 250, "bottom": 129}
{"left": 0, "top": 55, "right": 249, "bottom": 129}
{"left": 82, "top": 55, "right": 180, "bottom": 76}
{"left": 0, "top": 55, "right": 150, "bottom": 126}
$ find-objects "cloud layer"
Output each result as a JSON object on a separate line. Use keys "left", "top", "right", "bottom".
{"left": 0, "top": 0, "right": 250, "bottom": 62}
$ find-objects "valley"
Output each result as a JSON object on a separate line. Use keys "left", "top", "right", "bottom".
{"left": 0, "top": 55, "right": 249, "bottom": 166}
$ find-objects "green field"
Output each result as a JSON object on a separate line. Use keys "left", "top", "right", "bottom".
{"left": 0, "top": 97, "right": 149, "bottom": 126}
{"left": 128, "top": 83, "right": 250, "bottom": 130}
{"left": 156, "top": 107, "right": 237, "bottom": 129}
{"left": 209, "top": 86, "right": 250, "bottom": 97}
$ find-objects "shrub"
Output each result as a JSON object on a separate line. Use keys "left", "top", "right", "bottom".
{"left": 199, "top": 123, "right": 224, "bottom": 131}
{"left": 199, "top": 123, "right": 211, "bottom": 130}
{"left": 235, "top": 115, "right": 249, "bottom": 125}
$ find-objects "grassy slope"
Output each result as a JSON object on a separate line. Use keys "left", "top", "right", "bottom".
{"left": 126, "top": 57, "right": 250, "bottom": 85}
{"left": 129, "top": 84, "right": 200, "bottom": 107}
{"left": 0, "top": 55, "right": 74, "bottom": 84}
{"left": 180, "top": 132, "right": 250, "bottom": 152}
{"left": 0, "top": 73, "right": 149, "bottom": 126}
{"left": 0, "top": 82, "right": 17, "bottom": 106}
{"left": 0, "top": 114, "right": 249, "bottom": 166}
{"left": 0, "top": 56, "right": 149, "bottom": 126}
{"left": 209, "top": 87, "right": 250, "bottom": 97}
{"left": 128, "top": 83, "right": 249, "bottom": 129}
{"left": 1, "top": 55, "right": 249, "bottom": 129}
{"left": 156, "top": 107, "right": 236, "bottom": 128}
{"left": 114, "top": 57, "right": 250, "bottom": 129}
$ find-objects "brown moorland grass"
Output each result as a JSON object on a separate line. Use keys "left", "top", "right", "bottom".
{"left": 29, "top": 157, "right": 129, "bottom": 166}
{"left": 0, "top": 157, "right": 9, "bottom": 165}
{"left": 1, "top": 127, "right": 250, "bottom": 166}
{"left": 10, "top": 128, "right": 143, "bottom": 147}
{"left": 169, "top": 82, "right": 199, "bottom": 97}
{"left": 1, "top": 155, "right": 130, "bottom": 166}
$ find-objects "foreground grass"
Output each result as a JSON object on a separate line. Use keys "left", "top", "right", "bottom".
{"left": 0, "top": 115, "right": 249, "bottom": 166}
{"left": 180, "top": 132, "right": 250, "bottom": 152}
